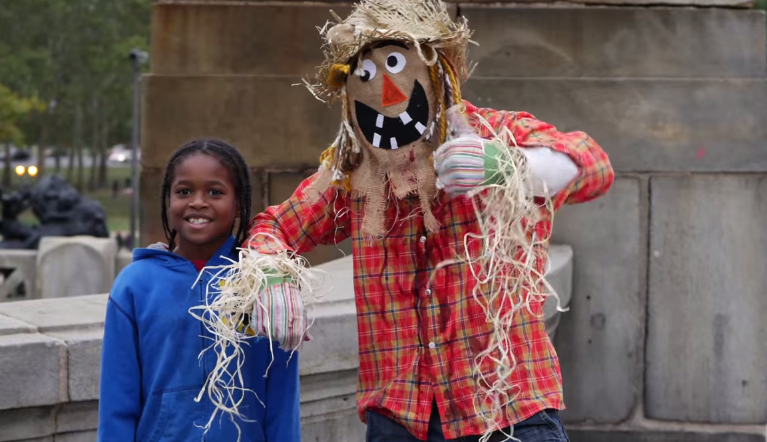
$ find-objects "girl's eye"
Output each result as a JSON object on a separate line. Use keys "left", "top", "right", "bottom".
{"left": 209, "top": 189, "right": 223, "bottom": 196}
{"left": 358, "top": 59, "right": 377, "bottom": 82}
{"left": 385, "top": 52, "right": 406, "bottom": 74}
{"left": 176, "top": 189, "right": 191, "bottom": 196}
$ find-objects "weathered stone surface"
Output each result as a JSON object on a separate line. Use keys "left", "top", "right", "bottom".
{"left": 550, "top": 178, "right": 643, "bottom": 424}
{"left": 151, "top": 3, "right": 352, "bottom": 76}
{"left": 0, "top": 250, "right": 37, "bottom": 301}
{"left": 36, "top": 237, "right": 117, "bottom": 299}
{"left": 0, "top": 314, "right": 36, "bottom": 336}
{"left": 0, "top": 333, "right": 66, "bottom": 410}
{"left": 462, "top": 7, "right": 765, "bottom": 79}
{"left": 56, "top": 402, "right": 99, "bottom": 434}
{"left": 53, "top": 432, "right": 96, "bottom": 442}
{"left": 301, "top": 409, "right": 366, "bottom": 442}
{"left": 0, "top": 295, "right": 107, "bottom": 333}
{"left": 115, "top": 249, "right": 132, "bottom": 276}
{"left": 569, "top": 429, "right": 766, "bottom": 442}
{"left": 462, "top": 79, "right": 767, "bottom": 173}
{"left": 141, "top": 75, "right": 341, "bottom": 170}
{"left": 48, "top": 330, "right": 103, "bottom": 402}
{"left": 0, "top": 406, "right": 55, "bottom": 442}
{"left": 647, "top": 176, "right": 767, "bottom": 424}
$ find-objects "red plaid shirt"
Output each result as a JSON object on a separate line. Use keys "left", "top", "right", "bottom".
{"left": 248, "top": 101, "right": 613, "bottom": 440}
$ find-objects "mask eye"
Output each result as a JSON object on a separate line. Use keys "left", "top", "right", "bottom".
{"left": 358, "top": 59, "right": 377, "bottom": 82}
{"left": 385, "top": 52, "right": 406, "bottom": 74}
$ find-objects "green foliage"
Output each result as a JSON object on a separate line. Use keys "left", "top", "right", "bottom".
{"left": 0, "top": 82, "right": 45, "bottom": 144}
{"left": 0, "top": 0, "right": 153, "bottom": 149}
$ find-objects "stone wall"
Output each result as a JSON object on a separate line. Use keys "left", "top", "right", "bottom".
{"left": 140, "top": 1, "right": 767, "bottom": 441}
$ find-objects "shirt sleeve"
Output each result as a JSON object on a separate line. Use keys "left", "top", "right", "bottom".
{"left": 247, "top": 172, "right": 352, "bottom": 254}
{"left": 97, "top": 291, "right": 141, "bottom": 441}
{"left": 472, "top": 105, "right": 615, "bottom": 210}
{"left": 265, "top": 347, "right": 301, "bottom": 442}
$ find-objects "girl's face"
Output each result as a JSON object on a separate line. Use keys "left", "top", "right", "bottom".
{"left": 169, "top": 153, "right": 237, "bottom": 261}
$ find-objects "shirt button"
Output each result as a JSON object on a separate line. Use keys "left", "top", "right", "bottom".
{"left": 428, "top": 342, "right": 436, "bottom": 349}
{"left": 419, "top": 236, "right": 427, "bottom": 243}
{"left": 425, "top": 288, "right": 432, "bottom": 295}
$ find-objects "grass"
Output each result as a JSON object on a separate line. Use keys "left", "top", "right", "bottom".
{"left": 9, "top": 165, "right": 135, "bottom": 235}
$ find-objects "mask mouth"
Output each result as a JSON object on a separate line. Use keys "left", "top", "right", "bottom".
{"left": 354, "top": 80, "right": 430, "bottom": 150}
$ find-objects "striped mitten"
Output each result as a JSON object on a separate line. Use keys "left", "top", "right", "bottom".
{"left": 251, "top": 280, "right": 309, "bottom": 351}
{"left": 434, "top": 136, "right": 488, "bottom": 198}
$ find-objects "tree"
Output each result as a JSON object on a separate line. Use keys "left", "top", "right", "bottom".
{"left": 0, "top": 83, "right": 45, "bottom": 185}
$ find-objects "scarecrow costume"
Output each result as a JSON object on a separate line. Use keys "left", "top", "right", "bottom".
{"left": 195, "top": 0, "right": 613, "bottom": 440}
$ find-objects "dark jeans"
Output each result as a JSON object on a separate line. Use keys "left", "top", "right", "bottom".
{"left": 365, "top": 404, "right": 570, "bottom": 442}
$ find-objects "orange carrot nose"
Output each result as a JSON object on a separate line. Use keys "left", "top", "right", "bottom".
{"left": 381, "top": 74, "right": 408, "bottom": 107}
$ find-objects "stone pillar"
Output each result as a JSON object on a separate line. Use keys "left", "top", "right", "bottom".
{"left": 36, "top": 237, "right": 118, "bottom": 298}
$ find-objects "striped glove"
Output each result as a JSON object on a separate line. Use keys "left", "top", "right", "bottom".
{"left": 434, "top": 136, "right": 498, "bottom": 198}
{"left": 250, "top": 279, "right": 310, "bottom": 351}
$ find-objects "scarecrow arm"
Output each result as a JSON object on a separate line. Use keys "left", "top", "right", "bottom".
{"left": 483, "top": 142, "right": 579, "bottom": 197}
{"left": 471, "top": 106, "right": 614, "bottom": 210}
{"left": 246, "top": 172, "right": 352, "bottom": 255}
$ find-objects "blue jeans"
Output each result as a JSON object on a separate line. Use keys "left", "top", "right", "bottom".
{"left": 365, "top": 404, "right": 570, "bottom": 442}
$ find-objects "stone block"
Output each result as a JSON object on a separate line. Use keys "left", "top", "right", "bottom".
{"left": 461, "top": 7, "right": 765, "bottom": 79}
{"left": 0, "top": 333, "right": 66, "bottom": 410}
{"left": 36, "top": 237, "right": 117, "bottom": 299}
{"left": 647, "top": 175, "right": 767, "bottom": 423}
{"left": 54, "top": 432, "right": 96, "bottom": 442}
{"left": 0, "top": 250, "right": 37, "bottom": 301}
{"left": 56, "top": 401, "right": 99, "bottom": 434}
{"left": 0, "top": 314, "right": 36, "bottom": 336}
{"left": 0, "top": 406, "right": 55, "bottom": 442}
{"left": 48, "top": 330, "right": 103, "bottom": 402}
{"left": 0, "top": 295, "right": 107, "bottom": 333}
{"left": 140, "top": 75, "right": 341, "bottom": 170}
{"left": 151, "top": 3, "right": 352, "bottom": 76}
{"left": 462, "top": 79, "right": 767, "bottom": 173}
{"left": 550, "top": 178, "right": 643, "bottom": 424}
{"left": 115, "top": 249, "right": 132, "bottom": 275}
{"left": 301, "top": 408, "right": 366, "bottom": 442}
{"left": 300, "top": 256, "right": 359, "bottom": 375}
{"left": 568, "top": 429, "right": 766, "bottom": 442}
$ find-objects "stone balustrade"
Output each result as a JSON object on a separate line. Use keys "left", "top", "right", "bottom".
{"left": 0, "top": 246, "right": 573, "bottom": 442}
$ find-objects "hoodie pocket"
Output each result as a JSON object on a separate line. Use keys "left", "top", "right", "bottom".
{"left": 145, "top": 386, "right": 203, "bottom": 442}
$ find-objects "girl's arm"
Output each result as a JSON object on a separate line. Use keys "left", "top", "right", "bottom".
{"left": 97, "top": 292, "right": 142, "bottom": 441}
{"left": 264, "top": 347, "right": 301, "bottom": 442}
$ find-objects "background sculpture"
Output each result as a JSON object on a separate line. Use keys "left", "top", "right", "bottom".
{"left": 0, "top": 175, "right": 110, "bottom": 249}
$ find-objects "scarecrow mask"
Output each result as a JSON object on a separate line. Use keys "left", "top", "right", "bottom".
{"left": 347, "top": 41, "right": 436, "bottom": 152}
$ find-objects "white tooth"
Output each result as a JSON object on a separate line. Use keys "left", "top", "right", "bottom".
{"left": 373, "top": 133, "right": 381, "bottom": 148}
{"left": 376, "top": 114, "right": 384, "bottom": 128}
{"left": 415, "top": 122, "right": 426, "bottom": 134}
{"left": 390, "top": 137, "right": 399, "bottom": 150}
{"left": 399, "top": 112, "right": 412, "bottom": 125}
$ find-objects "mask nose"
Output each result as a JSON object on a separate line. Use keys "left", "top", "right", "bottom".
{"left": 381, "top": 74, "right": 408, "bottom": 107}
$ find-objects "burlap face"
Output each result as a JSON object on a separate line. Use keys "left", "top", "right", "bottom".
{"left": 345, "top": 42, "right": 441, "bottom": 237}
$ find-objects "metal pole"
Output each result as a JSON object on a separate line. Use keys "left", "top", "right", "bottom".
{"left": 129, "top": 49, "right": 148, "bottom": 249}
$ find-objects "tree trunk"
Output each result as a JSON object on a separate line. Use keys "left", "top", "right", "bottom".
{"left": 2, "top": 144, "right": 11, "bottom": 187}
{"left": 67, "top": 105, "right": 81, "bottom": 184}
{"left": 98, "top": 123, "right": 108, "bottom": 188}
{"left": 88, "top": 98, "right": 98, "bottom": 192}
{"left": 36, "top": 109, "right": 49, "bottom": 180}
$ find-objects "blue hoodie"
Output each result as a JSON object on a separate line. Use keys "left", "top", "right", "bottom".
{"left": 98, "top": 236, "right": 301, "bottom": 442}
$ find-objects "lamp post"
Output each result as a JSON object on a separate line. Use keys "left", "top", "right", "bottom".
{"left": 129, "top": 49, "right": 149, "bottom": 249}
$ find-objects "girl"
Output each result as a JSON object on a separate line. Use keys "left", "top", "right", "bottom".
{"left": 98, "top": 139, "right": 301, "bottom": 442}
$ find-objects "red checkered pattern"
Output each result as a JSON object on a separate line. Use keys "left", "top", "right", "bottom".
{"left": 247, "top": 101, "right": 614, "bottom": 440}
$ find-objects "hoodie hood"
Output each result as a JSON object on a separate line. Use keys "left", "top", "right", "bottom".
{"left": 131, "top": 235, "right": 238, "bottom": 269}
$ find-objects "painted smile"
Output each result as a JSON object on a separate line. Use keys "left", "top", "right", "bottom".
{"left": 354, "top": 80, "right": 430, "bottom": 150}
